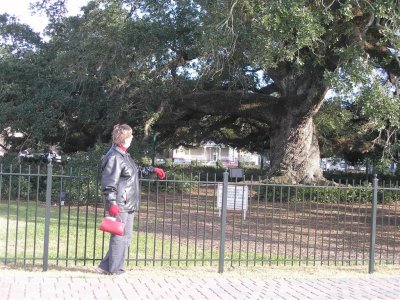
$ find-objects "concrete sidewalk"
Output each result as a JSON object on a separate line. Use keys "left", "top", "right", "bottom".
{"left": 1, "top": 266, "right": 399, "bottom": 299}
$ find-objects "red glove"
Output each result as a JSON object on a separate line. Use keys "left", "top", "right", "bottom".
{"left": 154, "top": 168, "right": 165, "bottom": 179}
{"left": 109, "top": 204, "right": 120, "bottom": 216}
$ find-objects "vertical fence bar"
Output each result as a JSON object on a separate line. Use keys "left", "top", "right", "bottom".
{"left": 254, "top": 183, "right": 261, "bottom": 266}
{"left": 185, "top": 174, "right": 192, "bottom": 266}
{"left": 33, "top": 165, "right": 40, "bottom": 265}
{"left": 369, "top": 175, "right": 378, "bottom": 274}
{"left": 65, "top": 167, "right": 73, "bottom": 267}
{"left": 313, "top": 187, "right": 319, "bottom": 266}
{"left": 194, "top": 177, "right": 200, "bottom": 266}
{"left": 284, "top": 186, "right": 290, "bottom": 266}
{"left": 261, "top": 184, "right": 269, "bottom": 266}
{"left": 362, "top": 185, "right": 369, "bottom": 265}
{"left": 298, "top": 187, "right": 305, "bottom": 266}
{"left": 144, "top": 180, "right": 151, "bottom": 266}
{"left": 238, "top": 178, "right": 244, "bottom": 265}
{"left": 74, "top": 171, "right": 81, "bottom": 265}
{"left": 83, "top": 177, "right": 90, "bottom": 266}
{"left": 93, "top": 167, "right": 101, "bottom": 266}
{"left": 153, "top": 180, "right": 159, "bottom": 266}
{"left": 5, "top": 165, "right": 13, "bottom": 265}
{"left": 218, "top": 169, "right": 228, "bottom": 273}
{"left": 202, "top": 174, "right": 208, "bottom": 266}
{"left": 320, "top": 187, "right": 327, "bottom": 265}
{"left": 270, "top": 186, "right": 276, "bottom": 266}
{"left": 379, "top": 185, "right": 385, "bottom": 264}
{"left": 169, "top": 176, "right": 176, "bottom": 266}
{"left": 394, "top": 187, "right": 399, "bottom": 265}
{"left": 277, "top": 186, "right": 283, "bottom": 265}
{"left": 291, "top": 186, "right": 298, "bottom": 266}
{"left": 245, "top": 182, "right": 251, "bottom": 266}
{"left": 43, "top": 162, "right": 53, "bottom": 271}
{"left": 348, "top": 189, "right": 355, "bottom": 265}
{"left": 56, "top": 177, "right": 63, "bottom": 266}
{"left": 306, "top": 188, "right": 312, "bottom": 266}
{"left": 15, "top": 165, "right": 21, "bottom": 264}
{"left": 230, "top": 182, "right": 237, "bottom": 266}
{"left": 177, "top": 183, "right": 183, "bottom": 266}
{"left": 23, "top": 166, "right": 31, "bottom": 265}
{"left": 161, "top": 179, "right": 167, "bottom": 266}
{"left": 210, "top": 173, "right": 217, "bottom": 266}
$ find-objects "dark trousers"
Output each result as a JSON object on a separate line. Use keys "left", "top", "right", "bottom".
{"left": 98, "top": 212, "right": 134, "bottom": 273}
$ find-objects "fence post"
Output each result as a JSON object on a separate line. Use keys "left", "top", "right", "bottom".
{"left": 368, "top": 174, "right": 378, "bottom": 274}
{"left": 43, "top": 162, "right": 53, "bottom": 271}
{"left": 218, "top": 169, "right": 229, "bottom": 273}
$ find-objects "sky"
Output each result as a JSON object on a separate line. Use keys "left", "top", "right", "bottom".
{"left": 0, "top": 0, "right": 88, "bottom": 33}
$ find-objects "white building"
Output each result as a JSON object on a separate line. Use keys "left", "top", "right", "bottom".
{"left": 168, "top": 142, "right": 260, "bottom": 166}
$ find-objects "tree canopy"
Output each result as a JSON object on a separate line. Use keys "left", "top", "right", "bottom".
{"left": 0, "top": 0, "right": 399, "bottom": 182}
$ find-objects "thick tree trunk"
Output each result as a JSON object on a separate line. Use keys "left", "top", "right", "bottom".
{"left": 159, "top": 89, "right": 327, "bottom": 183}
{"left": 268, "top": 115, "right": 323, "bottom": 184}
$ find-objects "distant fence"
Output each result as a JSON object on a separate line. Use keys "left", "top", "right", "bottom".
{"left": 0, "top": 163, "right": 398, "bottom": 273}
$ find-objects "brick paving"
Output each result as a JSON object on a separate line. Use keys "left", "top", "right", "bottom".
{"left": 0, "top": 270, "right": 399, "bottom": 300}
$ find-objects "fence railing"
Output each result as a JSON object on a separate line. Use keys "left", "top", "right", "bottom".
{"left": 0, "top": 163, "right": 398, "bottom": 273}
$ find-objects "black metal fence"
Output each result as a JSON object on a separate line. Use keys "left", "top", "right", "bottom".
{"left": 0, "top": 163, "right": 398, "bottom": 273}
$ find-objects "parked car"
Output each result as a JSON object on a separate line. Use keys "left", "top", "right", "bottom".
{"left": 173, "top": 158, "right": 187, "bottom": 164}
{"left": 18, "top": 150, "right": 62, "bottom": 163}
{"left": 155, "top": 158, "right": 165, "bottom": 165}
{"left": 222, "top": 160, "right": 238, "bottom": 167}
{"left": 205, "top": 160, "right": 217, "bottom": 166}
{"left": 320, "top": 158, "right": 346, "bottom": 172}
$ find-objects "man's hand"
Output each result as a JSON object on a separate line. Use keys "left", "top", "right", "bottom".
{"left": 109, "top": 204, "right": 120, "bottom": 216}
{"left": 154, "top": 168, "right": 166, "bottom": 180}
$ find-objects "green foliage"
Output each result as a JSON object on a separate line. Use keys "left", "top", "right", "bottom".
{"left": 164, "top": 158, "right": 173, "bottom": 167}
{"left": 216, "top": 160, "right": 223, "bottom": 169}
{"left": 255, "top": 0, "right": 327, "bottom": 66}
{"left": 256, "top": 181, "right": 397, "bottom": 205}
{"left": 0, "top": 139, "right": 164, "bottom": 205}
{"left": 315, "top": 99, "right": 353, "bottom": 158}
{"left": 1, "top": 0, "right": 399, "bottom": 182}
{"left": 357, "top": 82, "right": 400, "bottom": 130}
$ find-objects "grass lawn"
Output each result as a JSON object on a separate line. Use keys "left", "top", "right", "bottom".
{"left": 1, "top": 201, "right": 286, "bottom": 268}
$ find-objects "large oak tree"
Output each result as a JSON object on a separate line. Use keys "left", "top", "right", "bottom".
{"left": 154, "top": 0, "right": 400, "bottom": 183}
{"left": 1, "top": 0, "right": 399, "bottom": 183}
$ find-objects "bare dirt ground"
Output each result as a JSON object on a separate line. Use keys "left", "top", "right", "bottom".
{"left": 134, "top": 187, "right": 400, "bottom": 266}
{"left": 2, "top": 184, "right": 398, "bottom": 271}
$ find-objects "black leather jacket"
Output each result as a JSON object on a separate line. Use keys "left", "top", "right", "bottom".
{"left": 101, "top": 145, "right": 155, "bottom": 213}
